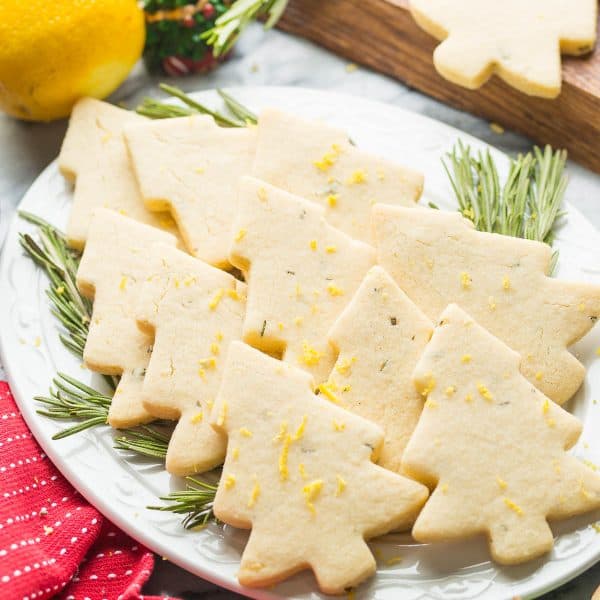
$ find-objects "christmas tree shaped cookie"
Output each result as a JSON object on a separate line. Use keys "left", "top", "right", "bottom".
{"left": 77, "top": 209, "right": 177, "bottom": 427}
{"left": 210, "top": 342, "right": 428, "bottom": 593}
{"left": 402, "top": 304, "right": 600, "bottom": 564}
{"left": 58, "top": 98, "right": 180, "bottom": 249}
{"left": 410, "top": 0, "right": 597, "bottom": 98}
{"left": 327, "top": 266, "right": 433, "bottom": 472}
{"left": 251, "top": 109, "right": 423, "bottom": 242}
{"left": 125, "top": 115, "right": 257, "bottom": 268}
{"left": 134, "top": 244, "right": 246, "bottom": 476}
{"left": 229, "top": 177, "right": 376, "bottom": 383}
{"left": 373, "top": 205, "right": 600, "bottom": 404}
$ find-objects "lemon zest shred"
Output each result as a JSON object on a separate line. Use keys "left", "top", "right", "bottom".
{"left": 303, "top": 479, "right": 323, "bottom": 514}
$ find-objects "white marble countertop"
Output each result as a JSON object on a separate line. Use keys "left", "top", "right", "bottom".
{"left": 1, "top": 23, "right": 599, "bottom": 600}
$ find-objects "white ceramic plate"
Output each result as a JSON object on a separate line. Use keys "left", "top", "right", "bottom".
{"left": 2, "top": 87, "right": 600, "bottom": 600}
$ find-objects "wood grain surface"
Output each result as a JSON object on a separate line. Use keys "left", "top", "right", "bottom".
{"left": 277, "top": 0, "right": 600, "bottom": 173}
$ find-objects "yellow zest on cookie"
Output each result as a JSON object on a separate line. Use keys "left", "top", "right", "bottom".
{"left": 327, "top": 194, "right": 338, "bottom": 208}
{"left": 535, "top": 371, "right": 543, "bottom": 381}
{"left": 257, "top": 187, "right": 268, "bottom": 202}
{"left": 444, "top": 386, "right": 456, "bottom": 397}
{"left": 190, "top": 411, "right": 203, "bottom": 424}
{"left": 502, "top": 276, "right": 511, "bottom": 291}
{"left": 224, "top": 474, "right": 236, "bottom": 489}
{"left": 461, "top": 354, "right": 471, "bottom": 364}
{"left": 240, "top": 427, "right": 253, "bottom": 438}
{"left": 503, "top": 497, "right": 524, "bottom": 516}
{"left": 299, "top": 463, "right": 307, "bottom": 480}
{"left": 440, "top": 483, "right": 449, "bottom": 493}
{"left": 335, "top": 357, "right": 356, "bottom": 376}
{"left": 235, "top": 229, "right": 247, "bottom": 242}
{"left": 460, "top": 272, "right": 472, "bottom": 290}
{"left": 333, "top": 420, "right": 346, "bottom": 432}
{"left": 278, "top": 435, "right": 292, "bottom": 481}
{"left": 300, "top": 341, "right": 322, "bottom": 366}
{"left": 496, "top": 476, "right": 508, "bottom": 489}
{"left": 326, "top": 245, "right": 337, "bottom": 254}
{"left": 309, "top": 239, "right": 318, "bottom": 251}
{"left": 119, "top": 276, "right": 128, "bottom": 291}
{"left": 232, "top": 447, "right": 240, "bottom": 461}
{"left": 318, "top": 382, "right": 342, "bottom": 405}
{"left": 248, "top": 480, "right": 261, "bottom": 507}
{"left": 335, "top": 475, "right": 346, "bottom": 496}
{"left": 294, "top": 316, "right": 303, "bottom": 327}
{"left": 216, "top": 401, "right": 228, "bottom": 427}
{"left": 347, "top": 169, "right": 367, "bottom": 185}
{"left": 477, "top": 383, "right": 493, "bottom": 402}
{"left": 292, "top": 415, "right": 307, "bottom": 441}
{"left": 273, "top": 421, "right": 288, "bottom": 443}
{"left": 209, "top": 288, "right": 225, "bottom": 310}
{"left": 303, "top": 479, "right": 324, "bottom": 514}
{"left": 198, "top": 357, "right": 217, "bottom": 369}
{"left": 424, "top": 399, "right": 438, "bottom": 409}
{"left": 419, "top": 373, "right": 436, "bottom": 397}
{"left": 313, "top": 145, "right": 341, "bottom": 172}
{"left": 488, "top": 296, "right": 496, "bottom": 311}
{"left": 327, "top": 283, "right": 344, "bottom": 296}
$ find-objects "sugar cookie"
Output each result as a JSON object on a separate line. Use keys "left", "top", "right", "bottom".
{"left": 125, "top": 116, "right": 257, "bottom": 268}
{"left": 135, "top": 244, "right": 245, "bottom": 476}
{"left": 252, "top": 109, "right": 423, "bottom": 242}
{"left": 210, "top": 341, "right": 428, "bottom": 593}
{"left": 230, "top": 177, "right": 376, "bottom": 383}
{"left": 402, "top": 303, "right": 600, "bottom": 564}
{"left": 373, "top": 205, "right": 600, "bottom": 404}
{"left": 327, "top": 266, "right": 433, "bottom": 472}
{"left": 410, "top": 0, "right": 597, "bottom": 98}
{"left": 76, "top": 209, "right": 177, "bottom": 427}
{"left": 58, "top": 98, "right": 179, "bottom": 249}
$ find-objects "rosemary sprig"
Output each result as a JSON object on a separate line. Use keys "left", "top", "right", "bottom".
{"left": 443, "top": 141, "right": 567, "bottom": 248}
{"left": 35, "top": 373, "right": 112, "bottom": 439}
{"left": 148, "top": 477, "right": 218, "bottom": 529}
{"left": 135, "top": 99, "right": 199, "bottom": 120}
{"left": 217, "top": 88, "right": 258, "bottom": 124}
{"left": 114, "top": 425, "right": 170, "bottom": 459}
{"left": 202, "top": 0, "right": 289, "bottom": 57}
{"left": 19, "top": 214, "right": 169, "bottom": 456}
{"left": 136, "top": 83, "right": 257, "bottom": 128}
{"left": 19, "top": 211, "right": 91, "bottom": 359}
{"left": 35, "top": 372, "right": 170, "bottom": 457}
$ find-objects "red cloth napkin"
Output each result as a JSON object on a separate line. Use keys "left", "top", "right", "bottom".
{"left": 0, "top": 381, "right": 181, "bottom": 600}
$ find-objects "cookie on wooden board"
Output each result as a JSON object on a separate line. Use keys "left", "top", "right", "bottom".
{"left": 252, "top": 109, "right": 423, "bottom": 242}
{"left": 125, "top": 116, "right": 257, "bottom": 268}
{"left": 402, "top": 303, "right": 600, "bottom": 564}
{"left": 210, "top": 341, "right": 428, "bottom": 594}
{"left": 76, "top": 209, "right": 177, "bottom": 427}
{"left": 373, "top": 204, "right": 600, "bottom": 404}
{"left": 229, "top": 177, "right": 376, "bottom": 383}
{"left": 58, "top": 98, "right": 179, "bottom": 249}
{"left": 410, "top": 0, "right": 597, "bottom": 98}
{"left": 326, "top": 266, "right": 433, "bottom": 472}
{"left": 134, "top": 244, "right": 245, "bottom": 476}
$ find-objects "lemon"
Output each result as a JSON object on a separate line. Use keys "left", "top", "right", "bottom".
{"left": 0, "top": 0, "right": 145, "bottom": 121}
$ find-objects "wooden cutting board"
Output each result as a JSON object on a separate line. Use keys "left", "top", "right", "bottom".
{"left": 277, "top": 0, "right": 600, "bottom": 174}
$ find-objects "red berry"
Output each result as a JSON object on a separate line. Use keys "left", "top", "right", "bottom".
{"left": 182, "top": 14, "right": 195, "bottom": 28}
{"left": 202, "top": 3, "right": 216, "bottom": 19}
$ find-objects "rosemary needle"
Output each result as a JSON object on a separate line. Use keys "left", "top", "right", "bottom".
{"left": 202, "top": 0, "right": 289, "bottom": 57}
{"left": 443, "top": 141, "right": 567, "bottom": 271}
{"left": 148, "top": 477, "right": 218, "bottom": 529}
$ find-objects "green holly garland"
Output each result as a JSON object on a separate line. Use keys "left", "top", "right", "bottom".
{"left": 143, "top": 0, "right": 289, "bottom": 75}
{"left": 143, "top": 1, "right": 231, "bottom": 74}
